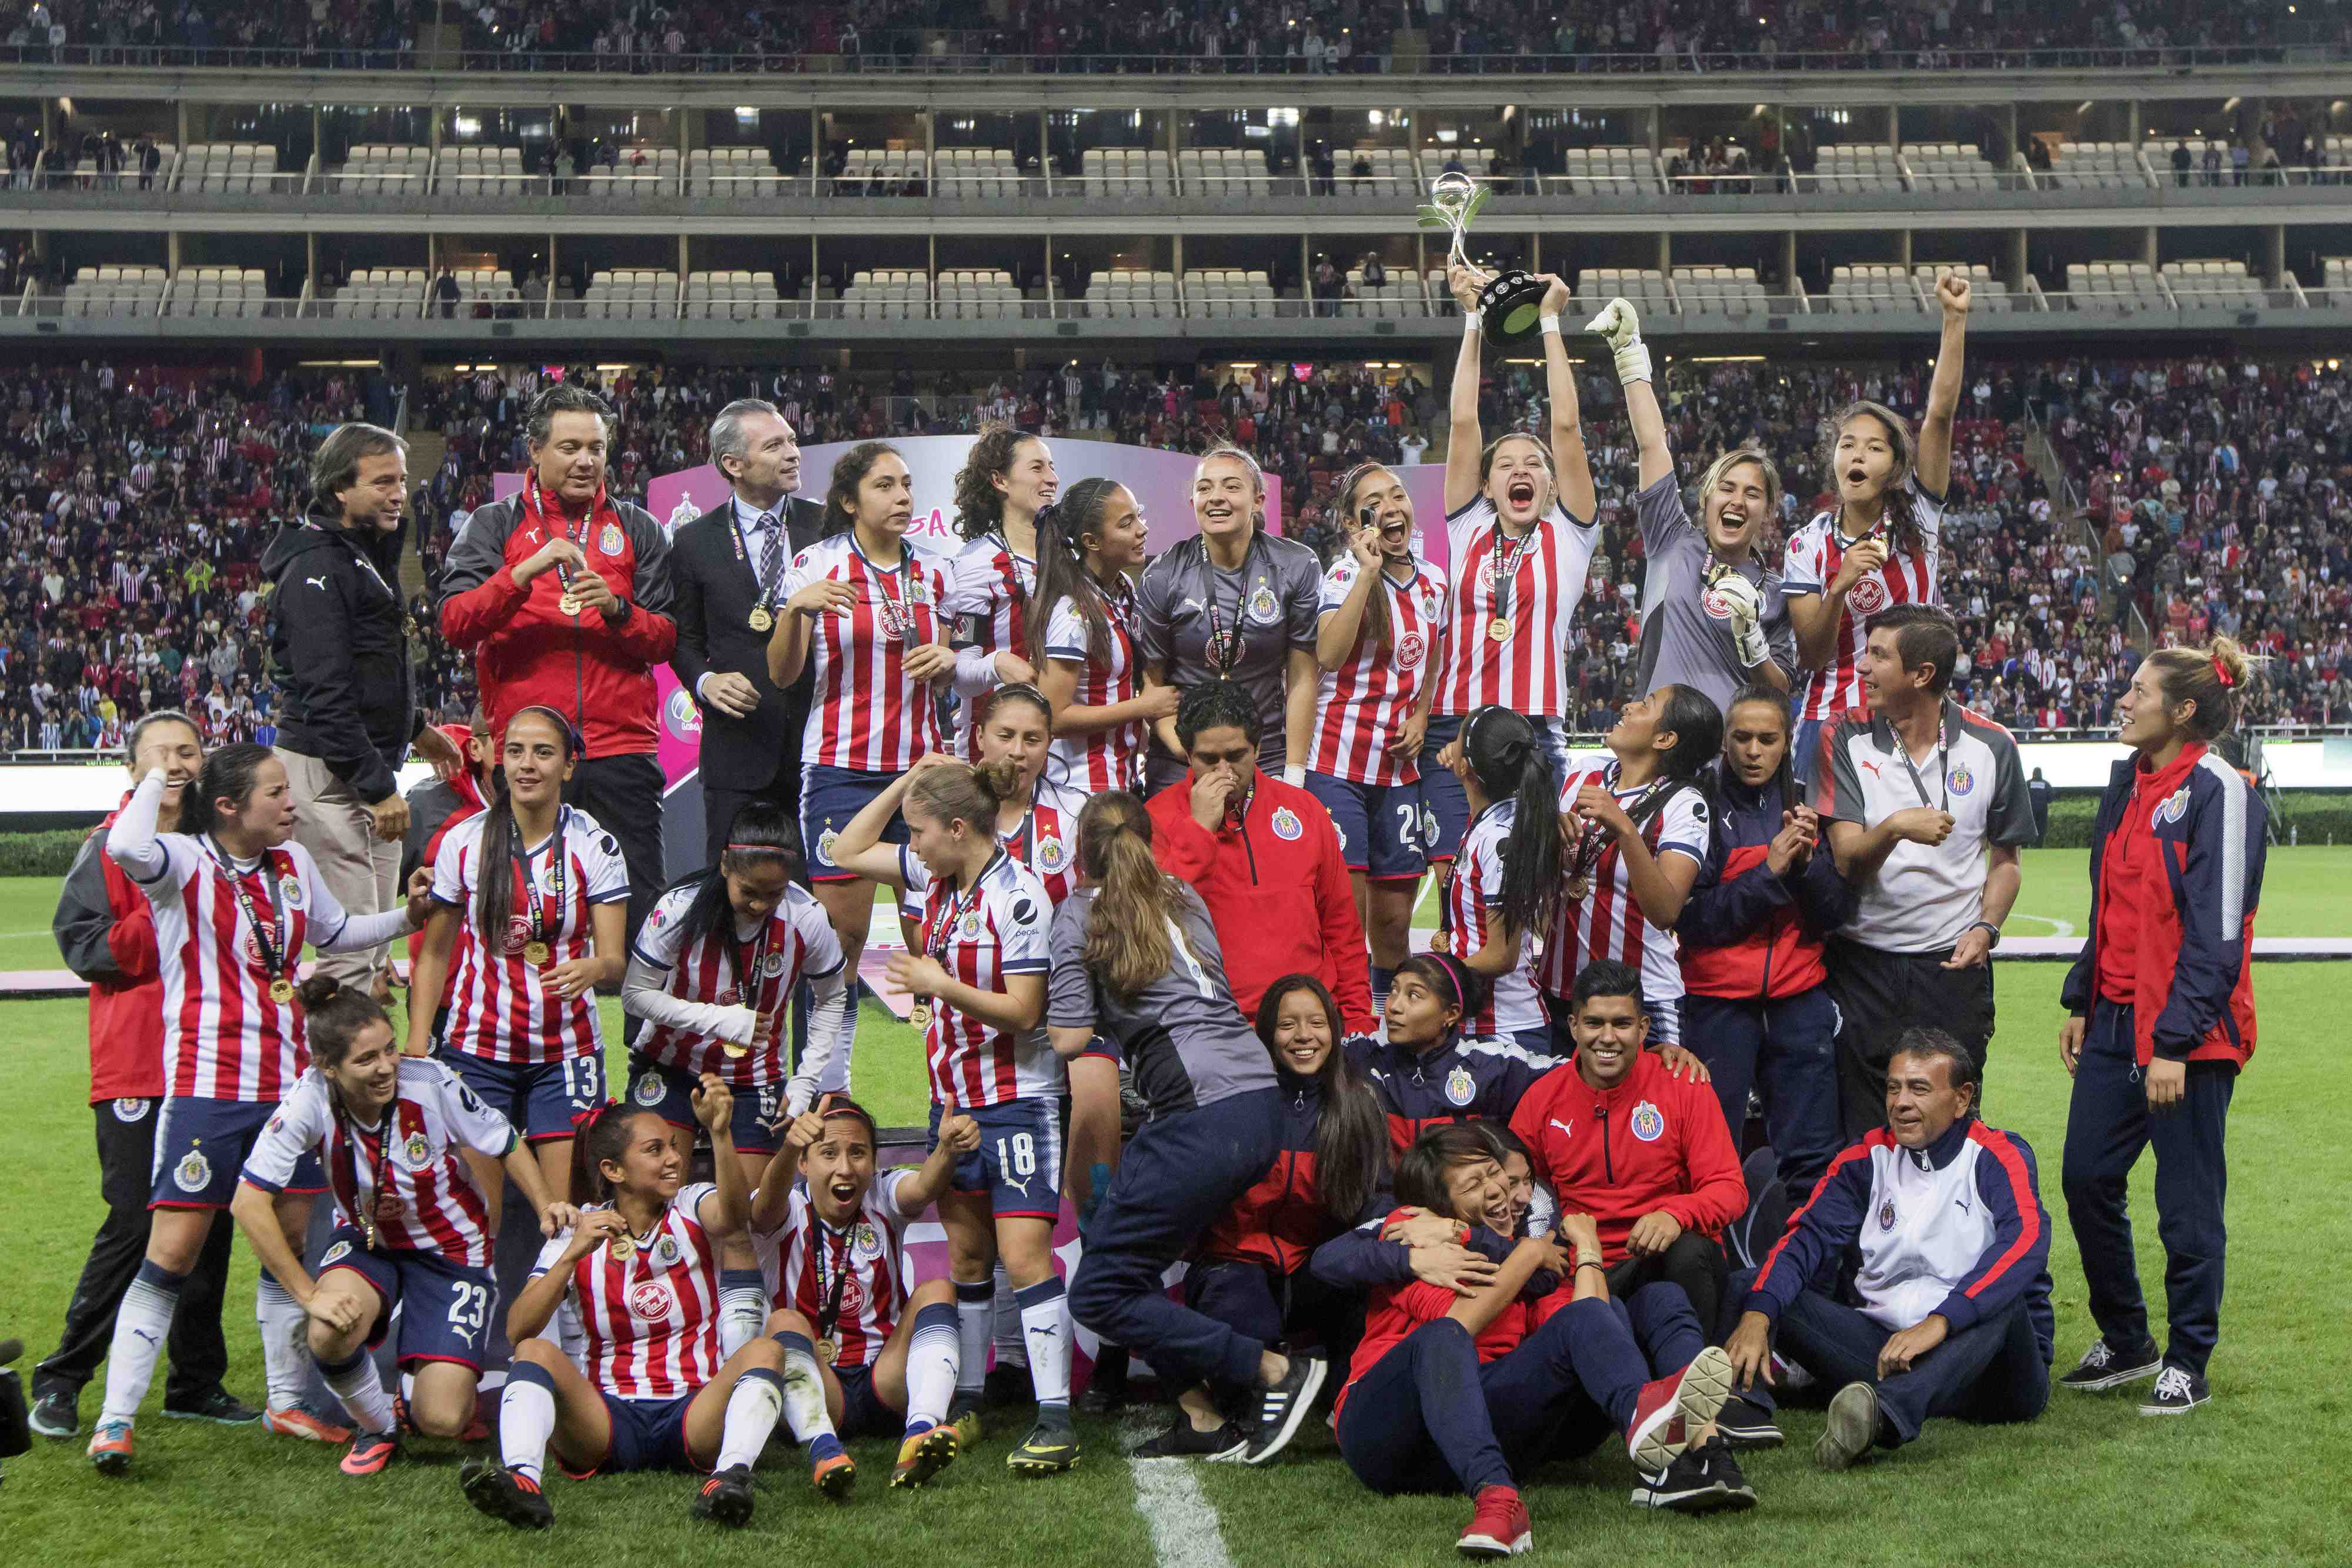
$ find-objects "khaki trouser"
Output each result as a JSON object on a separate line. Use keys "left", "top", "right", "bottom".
{"left": 277, "top": 747, "right": 399, "bottom": 989}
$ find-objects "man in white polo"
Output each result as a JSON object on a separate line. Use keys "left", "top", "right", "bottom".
{"left": 1817, "top": 604, "right": 2034, "bottom": 1138}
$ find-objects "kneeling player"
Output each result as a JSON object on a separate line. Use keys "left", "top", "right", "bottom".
{"left": 459, "top": 1091, "right": 798, "bottom": 1530}
{"left": 749, "top": 1095, "right": 975, "bottom": 1492}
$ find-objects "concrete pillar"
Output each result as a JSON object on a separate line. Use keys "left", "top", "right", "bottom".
{"left": 1780, "top": 230, "right": 1798, "bottom": 294}
{"left": 2144, "top": 225, "right": 2159, "bottom": 267}
{"left": 2006, "top": 228, "right": 2028, "bottom": 291}
{"left": 2266, "top": 223, "right": 2286, "bottom": 285}
{"left": 2000, "top": 103, "right": 2019, "bottom": 168}
{"left": 2126, "top": 101, "right": 2141, "bottom": 147}
{"left": 678, "top": 232, "right": 690, "bottom": 285}
{"left": 1645, "top": 106, "right": 1661, "bottom": 157}
{"left": 1897, "top": 229, "right": 1913, "bottom": 269}
{"left": 811, "top": 108, "right": 822, "bottom": 193}
{"left": 1040, "top": 106, "right": 1051, "bottom": 196}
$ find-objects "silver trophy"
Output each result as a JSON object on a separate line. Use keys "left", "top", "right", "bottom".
{"left": 1419, "top": 170, "right": 1546, "bottom": 346}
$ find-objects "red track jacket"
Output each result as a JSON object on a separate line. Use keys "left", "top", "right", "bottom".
{"left": 51, "top": 804, "right": 164, "bottom": 1103}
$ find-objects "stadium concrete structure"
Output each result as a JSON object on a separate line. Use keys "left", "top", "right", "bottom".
{"left": 1, "top": 54, "right": 2351, "bottom": 354}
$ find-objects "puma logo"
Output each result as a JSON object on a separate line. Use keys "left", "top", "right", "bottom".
{"left": 304, "top": 575, "right": 328, "bottom": 591}
{"left": 1548, "top": 1118, "right": 1573, "bottom": 1139}
{"left": 1859, "top": 759, "right": 1885, "bottom": 781}
{"left": 1004, "top": 1175, "right": 1033, "bottom": 1200}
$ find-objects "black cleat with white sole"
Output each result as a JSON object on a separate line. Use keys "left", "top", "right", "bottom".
{"left": 1631, "top": 1435, "right": 1759, "bottom": 1513}
{"left": 1241, "top": 1352, "right": 1327, "bottom": 1465}
{"left": 1712, "top": 1394, "right": 1783, "bottom": 1452}
{"left": 2059, "top": 1336, "right": 2164, "bottom": 1393}
{"left": 2139, "top": 1364, "right": 2209, "bottom": 1416}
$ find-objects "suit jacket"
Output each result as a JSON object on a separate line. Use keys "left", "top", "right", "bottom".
{"left": 669, "top": 494, "right": 828, "bottom": 791}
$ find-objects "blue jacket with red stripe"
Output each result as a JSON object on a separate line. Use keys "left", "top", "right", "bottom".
{"left": 1677, "top": 767, "right": 1857, "bottom": 999}
{"left": 2060, "top": 744, "right": 2264, "bottom": 1068}
{"left": 1202, "top": 1073, "right": 1348, "bottom": 1275}
{"left": 1746, "top": 1118, "right": 2053, "bottom": 1357}
{"left": 1346, "top": 1031, "right": 1564, "bottom": 1156}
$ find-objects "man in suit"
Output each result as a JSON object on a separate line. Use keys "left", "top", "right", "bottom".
{"left": 669, "top": 398, "right": 829, "bottom": 866}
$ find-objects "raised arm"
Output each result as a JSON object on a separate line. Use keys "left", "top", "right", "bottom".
{"left": 827, "top": 761, "right": 928, "bottom": 886}
{"left": 1914, "top": 272, "right": 1973, "bottom": 499}
{"left": 1442, "top": 261, "right": 1488, "bottom": 516}
{"left": 1587, "top": 295, "right": 1671, "bottom": 492}
{"left": 1536, "top": 275, "right": 1598, "bottom": 523}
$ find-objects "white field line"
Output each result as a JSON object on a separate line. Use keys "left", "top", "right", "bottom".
{"left": 1122, "top": 1416, "right": 1240, "bottom": 1568}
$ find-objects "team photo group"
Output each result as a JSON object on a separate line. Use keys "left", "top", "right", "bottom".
{"left": 25, "top": 262, "right": 2264, "bottom": 1558}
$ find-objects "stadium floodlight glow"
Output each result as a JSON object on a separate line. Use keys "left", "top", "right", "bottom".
{"left": 1370, "top": 111, "right": 1384, "bottom": 127}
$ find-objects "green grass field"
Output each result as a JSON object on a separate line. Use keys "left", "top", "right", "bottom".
{"left": 2, "top": 870, "right": 2344, "bottom": 1564}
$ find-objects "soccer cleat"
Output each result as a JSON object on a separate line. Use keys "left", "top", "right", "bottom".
{"left": 340, "top": 1429, "right": 400, "bottom": 1476}
{"left": 2139, "top": 1365, "right": 2209, "bottom": 1416}
{"left": 891, "top": 1424, "right": 961, "bottom": 1489}
{"left": 163, "top": 1388, "right": 262, "bottom": 1425}
{"left": 1631, "top": 1435, "right": 1758, "bottom": 1513}
{"left": 1458, "top": 1484, "right": 1533, "bottom": 1558}
{"left": 946, "top": 1392, "right": 984, "bottom": 1450}
{"left": 1007, "top": 1414, "right": 1081, "bottom": 1475}
{"left": 1815, "top": 1381, "right": 1883, "bottom": 1470}
{"left": 265, "top": 1403, "right": 353, "bottom": 1444}
{"left": 2060, "top": 1337, "right": 2165, "bottom": 1393}
{"left": 29, "top": 1389, "right": 79, "bottom": 1439}
{"left": 87, "top": 1417, "right": 135, "bottom": 1475}
{"left": 1712, "top": 1393, "right": 1785, "bottom": 1451}
{"left": 1626, "top": 1345, "right": 1735, "bottom": 1474}
{"left": 811, "top": 1447, "right": 857, "bottom": 1499}
{"left": 460, "top": 1457, "right": 554, "bottom": 1530}
{"left": 1241, "top": 1352, "right": 1328, "bottom": 1466}
{"left": 1132, "top": 1419, "right": 1248, "bottom": 1460}
{"left": 694, "top": 1463, "right": 757, "bottom": 1526}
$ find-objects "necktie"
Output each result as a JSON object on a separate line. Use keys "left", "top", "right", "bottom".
{"left": 753, "top": 511, "right": 783, "bottom": 602}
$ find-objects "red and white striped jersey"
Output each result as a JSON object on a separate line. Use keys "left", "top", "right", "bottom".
{"left": 750, "top": 1167, "right": 920, "bottom": 1372}
{"left": 899, "top": 846, "right": 1060, "bottom": 1107}
{"left": 242, "top": 1057, "right": 513, "bottom": 1269}
{"left": 1780, "top": 480, "right": 1947, "bottom": 722}
{"left": 1311, "top": 554, "right": 1450, "bottom": 786}
{"left": 1040, "top": 581, "right": 1143, "bottom": 793}
{"left": 895, "top": 777, "right": 1088, "bottom": 927}
{"left": 532, "top": 1181, "right": 724, "bottom": 1400}
{"left": 944, "top": 533, "right": 1035, "bottom": 759}
{"left": 430, "top": 807, "right": 628, "bottom": 1066}
{"left": 1538, "top": 757, "right": 1712, "bottom": 1007}
{"left": 1447, "top": 800, "right": 1548, "bottom": 1039}
{"left": 1431, "top": 496, "right": 1598, "bottom": 722}
{"left": 632, "top": 881, "right": 845, "bottom": 1087}
{"left": 784, "top": 533, "right": 951, "bottom": 771}
{"left": 130, "top": 834, "right": 342, "bottom": 1102}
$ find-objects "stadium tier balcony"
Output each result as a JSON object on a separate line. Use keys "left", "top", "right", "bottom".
{"left": 163, "top": 266, "right": 272, "bottom": 318}
{"left": 2037, "top": 142, "right": 2154, "bottom": 193}
{"left": 333, "top": 144, "right": 431, "bottom": 196}
{"left": 326, "top": 268, "right": 425, "bottom": 319}
{"left": 1900, "top": 144, "right": 2013, "bottom": 195}
{"left": 1181, "top": 269, "right": 1278, "bottom": 320}
{"left": 686, "top": 148, "right": 784, "bottom": 199}
{"left": 1078, "top": 148, "right": 1175, "bottom": 198}
{"left": 682, "top": 269, "right": 793, "bottom": 320}
{"left": 582, "top": 148, "right": 678, "bottom": 199}
{"left": 55, "top": 265, "right": 168, "bottom": 318}
{"left": 1555, "top": 146, "right": 1658, "bottom": 196}
{"left": 1340, "top": 268, "right": 1428, "bottom": 319}
{"left": 578, "top": 268, "right": 681, "bottom": 319}
{"left": 177, "top": 142, "right": 290, "bottom": 195}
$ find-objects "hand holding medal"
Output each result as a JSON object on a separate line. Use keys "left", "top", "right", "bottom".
{"left": 570, "top": 1208, "right": 630, "bottom": 1265}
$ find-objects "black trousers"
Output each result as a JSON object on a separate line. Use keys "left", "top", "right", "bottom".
{"left": 567, "top": 751, "right": 667, "bottom": 945}
{"left": 1605, "top": 1230, "right": 1728, "bottom": 1350}
{"left": 1824, "top": 937, "right": 1996, "bottom": 1142}
{"left": 34, "top": 1099, "right": 235, "bottom": 1404}
{"left": 701, "top": 770, "right": 803, "bottom": 872}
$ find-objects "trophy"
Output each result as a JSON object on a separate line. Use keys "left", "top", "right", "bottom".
{"left": 1418, "top": 169, "right": 1549, "bottom": 347}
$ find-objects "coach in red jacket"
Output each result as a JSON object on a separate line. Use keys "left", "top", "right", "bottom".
{"left": 1509, "top": 958, "right": 1747, "bottom": 1336}
{"left": 2055, "top": 640, "right": 2264, "bottom": 1416}
{"left": 1147, "top": 680, "right": 1375, "bottom": 1034}
{"left": 437, "top": 382, "right": 677, "bottom": 946}
{"left": 29, "top": 713, "right": 245, "bottom": 1437}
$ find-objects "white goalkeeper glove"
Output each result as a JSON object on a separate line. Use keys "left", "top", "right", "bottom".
{"left": 1583, "top": 296, "right": 1652, "bottom": 386}
{"left": 1703, "top": 563, "right": 1771, "bottom": 670}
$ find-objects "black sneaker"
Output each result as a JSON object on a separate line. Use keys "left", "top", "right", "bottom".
{"left": 2139, "top": 1364, "right": 2209, "bottom": 1416}
{"left": 1712, "top": 1393, "right": 1783, "bottom": 1452}
{"left": 1007, "top": 1409, "right": 1080, "bottom": 1474}
{"left": 1631, "top": 1436, "right": 1758, "bottom": 1513}
{"left": 28, "top": 1388, "right": 78, "bottom": 1440}
{"left": 983, "top": 1361, "right": 1034, "bottom": 1409}
{"left": 1131, "top": 1419, "right": 1248, "bottom": 1460}
{"left": 693, "top": 1463, "right": 757, "bottom": 1527}
{"left": 460, "top": 1457, "right": 555, "bottom": 1530}
{"left": 2059, "top": 1337, "right": 2164, "bottom": 1393}
{"left": 163, "top": 1388, "right": 262, "bottom": 1426}
{"left": 1077, "top": 1346, "right": 1132, "bottom": 1416}
{"left": 1241, "top": 1352, "right": 1327, "bottom": 1466}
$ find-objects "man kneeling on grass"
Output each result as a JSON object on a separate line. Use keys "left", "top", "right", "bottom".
{"left": 1722, "top": 1027, "right": 2053, "bottom": 1469}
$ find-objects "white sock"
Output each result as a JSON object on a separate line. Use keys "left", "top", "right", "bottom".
{"left": 1016, "top": 1278, "right": 1073, "bottom": 1407}
{"left": 99, "top": 1262, "right": 183, "bottom": 1423}
{"left": 953, "top": 1279, "right": 991, "bottom": 1396}
{"left": 256, "top": 1269, "right": 309, "bottom": 1410}
{"left": 714, "top": 1367, "right": 785, "bottom": 1471}
{"left": 499, "top": 1363, "right": 559, "bottom": 1483}
{"left": 718, "top": 1268, "right": 766, "bottom": 1360}
{"left": 903, "top": 1302, "right": 961, "bottom": 1433}
{"left": 990, "top": 1260, "right": 1028, "bottom": 1369}
{"left": 772, "top": 1332, "right": 838, "bottom": 1448}
{"left": 320, "top": 1348, "right": 395, "bottom": 1437}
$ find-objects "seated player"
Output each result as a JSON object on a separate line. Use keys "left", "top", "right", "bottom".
{"left": 1723, "top": 1028, "right": 2054, "bottom": 1470}
{"left": 1349, "top": 952, "right": 1562, "bottom": 1154}
{"left": 458, "top": 1091, "right": 800, "bottom": 1531}
{"left": 231, "top": 977, "right": 577, "bottom": 1476}
{"left": 747, "top": 1095, "right": 980, "bottom": 1492}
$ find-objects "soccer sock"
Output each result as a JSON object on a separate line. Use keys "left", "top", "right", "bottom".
{"left": 256, "top": 1268, "right": 309, "bottom": 1410}
{"left": 953, "top": 1278, "right": 993, "bottom": 1399}
{"left": 990, "top": 1260, "right": 1028, "bottom": 1369}
{"left": 1015, "top": 1277, "right": 1073, "bottom": 1410}
{"left": 1371, "top": 964, "right": 1395, "bottom": 1019}
{"left": 319, "top": 1348, "right": 395, "bottom": 1438}
{"left": 718, "top": 1268, "right": 767, "bottom": 1360}
{"left": 714, "top": 1366, "right": 786, "bottom": 1472}
{"left": 770, "top": 1330, "right": 841, "bottom": 1462}
{"left": 500, "top": 1360, "right": 559, "bottom": 1484}
{"left": 99, "top": 1260, "right": 185, "bottom": 1423}
{"left": 902, "top": 1302, "right": 961, "bottom": 1435}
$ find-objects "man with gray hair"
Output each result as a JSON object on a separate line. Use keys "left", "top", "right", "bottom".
{"left": 264, "top": 422, "right": 462, "bottom": 995}
{"left": 667, "top": 397, "right": 828, "bottom": 864}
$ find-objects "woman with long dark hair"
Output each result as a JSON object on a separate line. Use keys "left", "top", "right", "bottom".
{"left": 406, "top": 706, "right": 628, "bottom": 1213}
{"left": 1348, "top": 951, "right": 1559, "bottom": 1156}
{"left": 944, "top": 424, "right": 1056, "bottom": 756}
{"left": 1444, "top": 706, "right": 1565, "bottom": 1053}
{"left": 1028, "top": 477, "right": 1175, "bottom": 794}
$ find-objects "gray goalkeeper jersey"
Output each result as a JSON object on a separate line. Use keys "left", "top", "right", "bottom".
{"left": 1632, "top": 473, "right": 1795, "bottom": 714}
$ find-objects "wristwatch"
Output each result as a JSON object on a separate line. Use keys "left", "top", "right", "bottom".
{"left": 1967, "top": 920, "right": 2002, "bottom": 948}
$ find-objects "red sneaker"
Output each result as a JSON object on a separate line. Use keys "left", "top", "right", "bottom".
{"left": 1458, "top": 1485, "right": 1531, "bottom": 1558}
{"left": 265, "top": 1404, "right": 354, "bottom": 1445}
{"left": 1626, "top": 1345, "right": 1735, "bottom": 1473}
{"left": 340, "top": 1430, "right": 399, "bottom": 1476}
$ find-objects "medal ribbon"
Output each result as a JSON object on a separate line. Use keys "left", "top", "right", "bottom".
{"left": 916, "top": 851, "right": 1000, "bottom": 1022}
{"left": 864, "top": 540, "right": 916, "bottom": 641}
{"left": 729, "top": 910, "right": 776, "bottom": 1011}
{"left": 730, "top": 506, "right": 787, "bottom": 615}
{"left": 205, "top": 838, "right": 288, "bottom": 981}
{"left": 1569, "top": 768, "right": 1673, "bottom": 884}
{"left": 514, "top": 812, "right": 567, "bottom": 952}
{"left": 811, "top": 1222, "right": 854, "bottom": 1345}
{"left": 1486, "top": 519, "right": 1540, "bottom": 630}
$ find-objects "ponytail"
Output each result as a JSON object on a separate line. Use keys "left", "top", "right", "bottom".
{"left": 1076, "top": 791, "right": 1188, "bottom": 1000}
{"left": 906, "top": 757, "right": 1024, "bottom": 839}
{"left": 570, "top": 1102, "right": 653, "bottom": 1206}
{"left": 1715, "top": 683, "right": 1796, "bottom": 813}
{"left": 1026, "top": 477, "right": 1124, "bottom": 669}
{"left": 298, "top": 974, "right": 389, "bottom": 1070}
{"left": 1333, "top": 463, "right": 1399, "bottom": 653}
{"left": 1461, "top": 706, "right": 1562, "bottom": 940}
{"left": 2144, "top": 635, "right": 2253, "bottom": 741}
{"left": 474, "top": 707, "right": 579, "bottom": 942}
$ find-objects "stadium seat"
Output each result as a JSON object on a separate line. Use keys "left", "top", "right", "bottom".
{"left": 2161, "top": 259, "right": 2265, "bottom": 309}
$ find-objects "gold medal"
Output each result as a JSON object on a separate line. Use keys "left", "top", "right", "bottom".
{"left": 1487, "top": 616, "right": 1512, "bottom": 643}
{"left": 1565, "top": 875, "right": 1591, "bottom": 902}
{"left": 723, "top": 1039, "right": 749, "bottom": 1059}
{"left": 1428, "top": 928, "right": 1451, "bottom": 956}
{"left": 748, "top": 606, "right": 773, "bottom": 633}
{"left": 559, "top": 594, "right": 581, "bottom": 617}
{"left": 908, "top": 1001, "right": 932, "bottom": 1031}
{"left": 269, "top": 977, "right": 295, "bottom": 1003}
{"left": 609, "top": 1234, "right": 636, "bottom": 1262}
{"left": 815, "top": 1337, "right": 837, "bottom": 1366}
{"left": 523, "top": 940, "right": 550, "bottom": 967}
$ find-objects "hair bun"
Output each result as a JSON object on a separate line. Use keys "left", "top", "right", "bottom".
{"left": 295, "top": 974, "right": 339, "bottom": 1009}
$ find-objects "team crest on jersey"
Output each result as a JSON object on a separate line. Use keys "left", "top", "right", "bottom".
{"left": 1035, "top": 835, "right": 1068, "bottom": 874}
{"left": 851, "top": 1222, "right": 884, "bottom": 1264}
{"left": 908, "top": 579, "right": 932, "bottom": 605}
{"left": 1628, "top": 1101, "right": 1665, "bottom": 1142}
{"left": 1946, "top": 764, "right": 1976, "bottom": 797}
{"left": 173, "top": 1151, "right": 211, "bottom": 1192}
{"left": 656, "top": 1233, "right": 682, "bottom": 1268}
{"left": 1846, "top": 576, "right": 1889, "bottom": 615}
{"left": 403, "top": 1131, "right": 432, "bottom": 1170}
{"left": 1269, "top": 807, "right": 1303, "bottom": 841}
{"left": 817, "top": 829, "right": 840, "bottom": 868}
{"left": 503, "top": 915, "right": 534, "bottom": 955}
{"left": 1422, "top": 807, "right": 1442, "bottom": 847}
{"left": 1333, "top": 821, "right": 1348, "bottom": 853}
{"left": 627, "top": 1279, "right": 675, "bottom": 1319}
{"left": 763, "top": 951, "right": 787, "bottom": 977}
{"left": 322, "top": 1240, "right": 353, "bottom": 1266}
{"left": 1396, "top": 630, "right": 1427, "bottom": 669}
{"left": 1878, "top": 1198, "right": 1897, "bottom": 1232}
{"left": 959, "top": 910, "right": 984, "bottom": 939}
{"left": 279, "top": 874, "right": 306, "bottom": 910}
{"left": 1247, "top": 585, "right": 1278, "bottom": 624}
{"left": 633, "top": 1071, "right": 668, "bottom": 1108}
{"left": 112, "top": 1098, "right": 152, "bottom": 1123}
{"left": 599, "top": 522, "right": 626, "bottom": 556}
{"left": 1443, "top": 1066, "right": 1475, "bottom": 1106}
{"left": 2157, "top": 785, "right": 2191, "bottom": 825}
